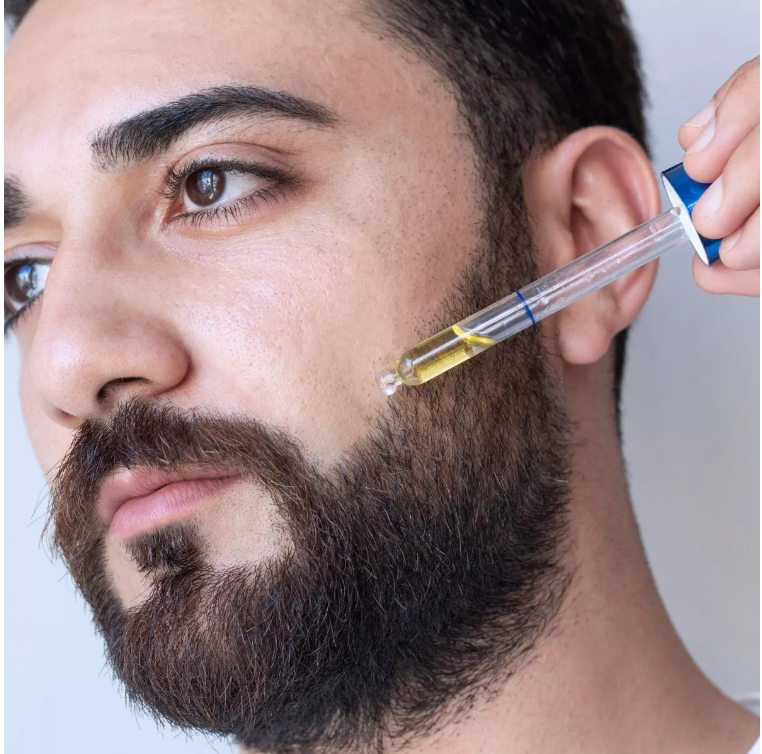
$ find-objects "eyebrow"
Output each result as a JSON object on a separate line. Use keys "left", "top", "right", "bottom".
{"left": 90, "top": 84, "right": 339, "bottom": 171}
{"left": 4, "top": 177, "right": 29, "bottom": 230}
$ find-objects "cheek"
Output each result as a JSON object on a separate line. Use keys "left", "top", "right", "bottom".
{"left": 172, "top": 206, "right": 474, "bottom": 464}
{"left": 169, "top": 234, "right": 398, "bottom": 462}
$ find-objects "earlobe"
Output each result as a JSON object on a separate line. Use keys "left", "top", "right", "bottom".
{"left": 524, "top": 127, "right": 661, "bottom": 366}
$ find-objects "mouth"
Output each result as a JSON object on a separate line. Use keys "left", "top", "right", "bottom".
{"left": 99, "top": 467, "right": 239, "bottom": 540}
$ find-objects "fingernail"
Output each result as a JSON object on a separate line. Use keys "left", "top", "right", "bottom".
{"left": 721, "top": 228, "right": 742, "bottom": 253}
{"left": 683, "top": 102, "right": 715, "bottom": 129}
{"left": 695, "top": 175, "right": 723, "bottom": 217}
{"left": 686, "top": 118, "right": 715, "bottom": 153}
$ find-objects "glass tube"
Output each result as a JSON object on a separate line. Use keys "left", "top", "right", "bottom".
{"left": 377, "top": 208, "right": 689, "bottom": 395}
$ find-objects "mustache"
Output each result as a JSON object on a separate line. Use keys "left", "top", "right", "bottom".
{"left": 53, "top": 397, "right": 309, "bottom": 494}
{"left": 47, "top": 397, "right": 333, "bottom": 565}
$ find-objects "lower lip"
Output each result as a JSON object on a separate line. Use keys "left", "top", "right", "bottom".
{"left": 108, "top": 477, "right": 237, "bottom": 539}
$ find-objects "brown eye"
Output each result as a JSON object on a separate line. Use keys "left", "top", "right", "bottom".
{"left": 185, "top": 168, "right": 226, "bottom": 207}
{"left": 4, "top": 259, "right": 50, "bottom": 315}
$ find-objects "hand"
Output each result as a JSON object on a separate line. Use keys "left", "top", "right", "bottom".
{"left": 678, "top": 56, "right": 759, "bottom": 297}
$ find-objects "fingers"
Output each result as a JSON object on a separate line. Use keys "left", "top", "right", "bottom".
{"left": 692, "top": 253, "right": 760, "bottom": 296}
{"left": 680, "top": 56, "right": 760, "bottom": 183}
{"left": 712, "top": 61, "right": 748, "bottom": 103}
{"left": 679, "top": 60, "right": 748, "bottom": 148}
{"left": 719, "top": 206, "right": 760, "bottom": 272}
{"left": 692, "top": 125, "right": 760, "bottom": 239}
{"left": 680, "top": 57, "right": 760, "bottom": 298}
{"left": 678, "top": 102, "right": 714, "bottom": 152}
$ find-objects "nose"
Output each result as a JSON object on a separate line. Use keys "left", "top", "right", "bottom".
{"left": 28, "top": 242, "right": 190, "bottom": 428}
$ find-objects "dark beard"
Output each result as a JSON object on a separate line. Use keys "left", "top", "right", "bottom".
{"left": 49, "top": 211, "right": 573, "bottom": 753}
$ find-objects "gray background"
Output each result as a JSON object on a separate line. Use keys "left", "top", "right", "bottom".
{"left": 4, "top": 1, "right": 760, "bottom": 751}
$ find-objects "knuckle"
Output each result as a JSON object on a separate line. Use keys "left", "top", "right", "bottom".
{"left": 715, "top": 79, "right": 758, "bottom": 122}
{"left": 735, "top": 59, "right": 759, "bottom": 89}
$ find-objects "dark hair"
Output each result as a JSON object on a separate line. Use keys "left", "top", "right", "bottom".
{"left": 6, "top": 0, "right": 647, "bottom": 419}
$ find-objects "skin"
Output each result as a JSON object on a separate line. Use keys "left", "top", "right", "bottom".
{"left": 4, "top": 1, "right": 759, "bottom": 752}
{"left": 680, "top": 56, "right": 760, "bottom": 296}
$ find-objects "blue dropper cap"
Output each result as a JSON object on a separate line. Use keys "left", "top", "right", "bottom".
{"left": 661, "top": 162, "right": 722, "bottom": 265}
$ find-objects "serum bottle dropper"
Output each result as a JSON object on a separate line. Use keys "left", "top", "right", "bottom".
{"left": 377, "top": 163, "right": 723, "bottom": 396}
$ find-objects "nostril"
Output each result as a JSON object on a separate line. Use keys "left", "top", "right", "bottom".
{"left": 96, "top": 376, "right": 147, "bottom": 404}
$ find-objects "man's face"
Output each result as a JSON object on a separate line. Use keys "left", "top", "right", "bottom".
{"left": 6, "top": 0, "right": 571, "bottom": 749}
{"left": 6, "top": 0, "right": 483, "bottom": 590}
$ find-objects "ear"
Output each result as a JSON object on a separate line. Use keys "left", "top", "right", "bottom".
{"left": 523, "top": 127, "right": 661, "bottom": 366}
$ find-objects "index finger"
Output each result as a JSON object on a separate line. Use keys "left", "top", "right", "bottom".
{"left": 680, "top": 57, "right": 760, "bottom": 183}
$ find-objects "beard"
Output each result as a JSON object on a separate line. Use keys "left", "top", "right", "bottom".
{"left": 49, "top": 199, "right": 573, "bottom": 753}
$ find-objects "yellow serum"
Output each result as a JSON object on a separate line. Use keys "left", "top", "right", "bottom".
{"left": 394, "top": 325, "right": 495, "bottom": 387}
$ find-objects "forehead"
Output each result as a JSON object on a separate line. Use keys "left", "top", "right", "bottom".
{"left": 5, "top": 0, "right": 444, "bottom": 166}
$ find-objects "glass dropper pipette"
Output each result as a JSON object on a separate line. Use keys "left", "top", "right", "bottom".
{"left": 376, "top": 163, "right": 722, "bottom": 396}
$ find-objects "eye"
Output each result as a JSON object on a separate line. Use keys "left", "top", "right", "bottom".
{"left": 4, "top": 258, "right": 50, "bottom": 317}
{"left": 181, "top": 166, "right": 267, "bottom": 212}
{"left": 185, "top": 167, "right": 225, "bottom": 206}
{"left": 165, "top": 158, "right": 299, "bottom": 227}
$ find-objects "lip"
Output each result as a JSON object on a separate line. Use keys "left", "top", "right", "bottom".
{"left": 99, "top": 468, "right": 238, "bottom": 540}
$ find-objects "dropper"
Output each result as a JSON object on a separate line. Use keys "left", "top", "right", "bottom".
{"left": 377, "top": 163, "right": 722, "bottom": 396}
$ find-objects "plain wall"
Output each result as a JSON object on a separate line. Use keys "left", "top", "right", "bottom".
{"left": 4, "top": 1, "right": 759, "bottom": 751}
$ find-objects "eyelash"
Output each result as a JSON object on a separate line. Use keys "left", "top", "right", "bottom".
{"left": 4, "top": 158, "right": 299, "bottom": 335}
{"left": 163, "top": 157, "right": 299, "bottom": 228}
{"left": 4, "top": 285, "right": 42, "bottom": 338}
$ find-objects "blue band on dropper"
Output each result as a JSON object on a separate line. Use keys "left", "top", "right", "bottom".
{"left": 516, "top": 290, "right": 535, "bottom": 324}
{"left": 661, "top": 163, "right": 721, "bottom": 265}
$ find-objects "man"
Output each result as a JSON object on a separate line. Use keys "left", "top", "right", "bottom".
{"left": 4, "top": 0, "right": 760, "bottom": 752}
